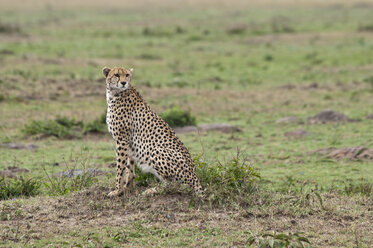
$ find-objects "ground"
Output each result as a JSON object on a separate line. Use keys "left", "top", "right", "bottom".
{"left": 0, "top": 0, "right": 373, "bottom": 247}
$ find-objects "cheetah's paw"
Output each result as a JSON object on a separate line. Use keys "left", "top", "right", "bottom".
{"left": 142, "top": 187, "right": 158, "bottom": 196}
{"left": 107, "top": 190, "right": 122, "bottom": 197}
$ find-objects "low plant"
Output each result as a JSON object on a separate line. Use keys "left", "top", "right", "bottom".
{"left": 83, "top": 119, "right": 106, "bottom": 133}
{"left": 22, "top": 114, "right": 107, "bottom": 138}
{"left": 247, "top": 231, "right": 311, "bottom": 248}
{"left": 195, "top": 150, "right": 261, "bottom": 207}
{"left": 22, "top": 115, "right": 82, "bottom": 138}
{"left": 343, "top": 180, "right": 372, "bottom": 197}
{"left": 160, "top": 106, "right": 196, "bottom": 128}
{"left": 280, "top": 177, "right": 324, "bottom": 211}
{"left": 0, "top": 177, "right": 41, "bottom": 200}
{"left": 22, "top": 119, "right": 74, "bottom": 138}
{"left": 42, "top": 158, "right": 98, "bottom": 196}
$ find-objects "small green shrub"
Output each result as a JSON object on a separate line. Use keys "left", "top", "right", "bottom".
{"left": 55, "top": 116, "right": 82, "bottom": 128}
{"left": 22, "top": 116, "right": 83, "bottom": 138}
{"left": 160, "top": 106, "right": 196, "bottom": 128}
{"left": 22, "top": 115, "right": 106, "bottom": 138}
{"left": 83, "top": 119, "right": 106, "bottom": 133}
{"left": 247, "top": 231, "right": 311, "bottom": 248}
{"left": 22, "top": 119, "right": 73, "bottom": 138}
{"left": 0, "top": 177, "right": 41, "bottom": 200}
{"left": 195, "top": 152, "right": 261, "bottom": 206}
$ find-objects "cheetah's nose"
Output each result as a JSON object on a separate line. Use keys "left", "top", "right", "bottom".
{"left": 121, "top": 81, "right": 127, "bottom": 87}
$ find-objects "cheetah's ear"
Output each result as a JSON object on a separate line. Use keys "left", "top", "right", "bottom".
{"left": 102, "top": 67, "right": 111, "bottom": 78}
{"left": 130, "top": 68, "right": 134, "bottom": 74}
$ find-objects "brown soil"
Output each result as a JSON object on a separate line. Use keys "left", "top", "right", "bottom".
{"left": 0, "top": 186, "right": 372, "bottom": 247}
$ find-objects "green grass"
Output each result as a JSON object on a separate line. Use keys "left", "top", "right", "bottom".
{"left": 0, "top": 177, "right": 41, "bottom": 200}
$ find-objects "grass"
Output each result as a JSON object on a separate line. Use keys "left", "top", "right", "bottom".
{"left": 0, "top": 0, "right": 373, "bottom": 246}
{"left": 0, "top": 177, "right": 41, "bottom": 200}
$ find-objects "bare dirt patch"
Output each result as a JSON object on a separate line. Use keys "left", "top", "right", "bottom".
{"left": 0, "top": 186, "right": 372, "bottom": 247}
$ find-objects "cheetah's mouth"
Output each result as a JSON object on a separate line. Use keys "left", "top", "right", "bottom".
{"left": 108, "top": 86, "right": 125, "bottom": 92}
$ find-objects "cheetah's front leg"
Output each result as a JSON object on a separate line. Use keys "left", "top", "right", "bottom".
{"left": 108, "top": 142, "right": 135, "bottom": 197}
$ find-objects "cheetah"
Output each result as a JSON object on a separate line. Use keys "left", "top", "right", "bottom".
{"left": 103, "top": 67, "right": 203, "bottom": 197}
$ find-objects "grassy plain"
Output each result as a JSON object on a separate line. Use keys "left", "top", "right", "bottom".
{"left": 1, "top": 0, "right": 373, "bottom": 247}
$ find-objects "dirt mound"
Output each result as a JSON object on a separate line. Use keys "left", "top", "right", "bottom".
{"left": 308, "top": 110, "right": 354, "bottom": 124}
{"left": 175, "top": 124, "right": 241, "bottom": 134}
{"left": 284, "top": 129, "right": 310, "bottom": 138}
{"left": 315, "top": 147, "right": 373, "bottom": 160}
{"left": 366, "top": 114, "right": 373, "bottom": 120}
{"left": 276, "top": 116, "right": 299, "bottom": 124}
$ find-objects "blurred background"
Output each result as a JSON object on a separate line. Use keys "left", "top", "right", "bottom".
{"left": 1, "top": 0, "right": 373, "bottom": 246}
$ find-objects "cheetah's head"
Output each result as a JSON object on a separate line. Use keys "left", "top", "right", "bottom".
{"left": 102, "top": 67, "right": 133, "bottom": 93}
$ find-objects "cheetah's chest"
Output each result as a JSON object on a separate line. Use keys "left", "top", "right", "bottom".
{"left": 106, "top": 106, "right": 113, "bottom": 136}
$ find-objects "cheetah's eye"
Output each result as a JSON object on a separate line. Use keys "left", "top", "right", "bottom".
{"left": 126, "top": 74, "right": 130, "bottom": 78}
{"left": 114, "top": 73, "right": 120, "bottom": 78}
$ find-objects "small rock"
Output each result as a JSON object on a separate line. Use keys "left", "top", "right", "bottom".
{"left": 6, "top": 166, "right": 30, "bottom": 173}
{"left": 276, "top": 116, "right": 299, "bottom": 124}
{"left": 56, "top": 168, "right": 105, "bottom": 178}
{"left": 199, "top": 124, "right": 242, "bottom": 133}
{"left": 308, "top": 110, "right": 354, "bottom": 124}
{"left": 302, "top": 82, "right": 319, "bottom": 90}
{"left": 277, "top": 84, "right": 296, "bottom": 90}
{"left": 0, "top": 143, "right": 39, "bottom": 150}
{"left": 0, "top": 166, "right": 30, "bottom": 179}
{"left": 174, "top": 126, "right": 199, "bottom": 134}
{"left": 284, "top": 129, "right": 310, "bottom": 138}
{"left": 0, "top": 170, "right": 17, "bottom": 179}
{"left": 174, "top": 124, "right": 241, "bottom": 134}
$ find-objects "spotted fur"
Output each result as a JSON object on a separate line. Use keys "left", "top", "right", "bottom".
{"left": 103, "top": 67, "right": 203, "bottom": 197}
